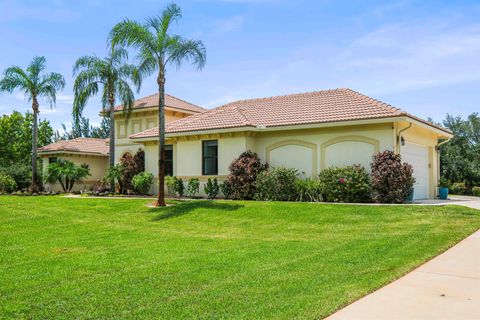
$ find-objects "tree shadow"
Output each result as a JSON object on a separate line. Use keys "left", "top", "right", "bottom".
{"left": 149, "top": 200, "right": 244, "bottom": 221}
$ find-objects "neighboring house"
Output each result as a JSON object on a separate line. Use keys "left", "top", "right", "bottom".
{"left": 130, "top": 89, "right": 452, "bottom": 200}
{"left": 38, "top": 138, "right": 109, "bottom": 192}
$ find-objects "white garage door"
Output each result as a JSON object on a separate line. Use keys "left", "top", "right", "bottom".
{"left": 401, "top": 143, "right": 429, "bottom": 200}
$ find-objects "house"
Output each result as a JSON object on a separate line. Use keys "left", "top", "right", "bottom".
{"left": 130, "top": 89, "right": 452, "bottom": 200}
{"left": 40, "top": 88, "right": 453, "bottom": 199}
{"left": 39, "top": 93, "right": 205, "bottom": 192}
{"left": 38, "top": 138, "right": 109, "bottom": 192}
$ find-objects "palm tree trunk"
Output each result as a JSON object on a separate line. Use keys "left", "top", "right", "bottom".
{"left": 109, "top": 99, "right": 116, "bottom": 192}
{"left": 31, "top": 98, "right": 39, "bottom": 193}
{"left": 156, "top": 70, "right": 166, "bottom": 207}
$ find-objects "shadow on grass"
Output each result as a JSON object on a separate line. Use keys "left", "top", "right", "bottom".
{"left": 150, "top": 200, "right": 244, "bottom": 221}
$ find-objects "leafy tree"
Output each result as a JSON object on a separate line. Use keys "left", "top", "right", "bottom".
{"left": 440, "top": 113, "right": 480, "bottom": 188}
{"left": 45, "top": 159, "right": 90, "bottom": 192}
{"left": 72, "top": 47, "right": 141, "bottom": 190}
{"left": 109, "top": 3, "right": 206, "bottom": 206}
{"left": 0, "top": 56, "right": 65, "bottom": 192}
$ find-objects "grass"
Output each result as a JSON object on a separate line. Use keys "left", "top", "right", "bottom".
{"left": 0, "top": 196, "right": 479, "bottom": 319}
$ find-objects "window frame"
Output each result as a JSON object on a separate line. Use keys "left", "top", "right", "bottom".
{"left": 202, "top": 140, "right": 218, "bottom": 176}
{"left": 165, "top": 144, "right": 173, "bottom": 176}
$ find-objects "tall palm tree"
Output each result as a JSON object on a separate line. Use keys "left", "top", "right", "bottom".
{"left": 109, "top": 3, "right": 206, "bottom": 206}
{"left": 0, "top": 56, "right": 65, "bottom": 192}
{"left": 72, "top": 46, "right": 141, "bottom": 191}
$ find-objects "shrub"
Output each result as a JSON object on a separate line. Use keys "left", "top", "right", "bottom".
{"left": 318, "top": 165, "right": 371, "bottom": 202}
{"left": 371, "top": 150, "right": 415, "bottom": 203}
{"left": 254, "top": 167, "right": 298, "bottom": 201}
{"left": 0, "top": 172, "right": 17, "bottom": 193}
{"left": 102, "top": 164, "right": 124, "bottom": 193}
{"left": 0, "top": 164, "right": 31, "bottom": 190}
{"left": 175, "top": 177, "right": 185, "bottom": 197}
{"left": 226, "top": 151, "right": 268, "bottom": 200}
{"left": 165, "top": 176, "right": 176, "bottom": 197}
{"left": 204, "top": 178, "right": 220, "bottom": 199}
{"left": 187, "top": 178, "right": 200, "bottom": 198}
{"left": 438, "top": 177, "right": 450, "bottom": 189}
{"left": 472, "top": 186, "right": 480, "bottom": 197}
{"left": 132, "top": 172, "right": 154, "bottom": 195}
{"left": 119, "top": 150, "right": 144, "bottom": 193}
{"left": 450, "top": 182, "right": 467, "bottom": 195}
{"left": 220, "top": 180, "right": 232, "bottom": 199}
{"left": 45, "top": 160, "right": 90, "bottom": 193}
{"left": 295, "top": 178, "right": 322, "bottom": 202}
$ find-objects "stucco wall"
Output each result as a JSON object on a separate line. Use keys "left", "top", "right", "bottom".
{"left": 41, "top": 154, "right": 109, "bottom": 192}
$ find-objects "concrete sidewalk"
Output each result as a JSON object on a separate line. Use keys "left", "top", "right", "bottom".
{"left": 327, "top": 198, "right": 480, "bottom": 320}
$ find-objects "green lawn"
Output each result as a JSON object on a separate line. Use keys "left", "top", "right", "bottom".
{"left": 1, "top": 197, "right": 479, "bottom": 319}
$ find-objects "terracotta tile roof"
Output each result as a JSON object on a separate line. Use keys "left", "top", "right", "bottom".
{"left": 130, "top": 88, "right": 451, "bottom": 139}
{"left": 38, "top": 138, "right": 109, "bottom": 156}
{"left": 114, "top": 93, "right": 205, "bottom": 114}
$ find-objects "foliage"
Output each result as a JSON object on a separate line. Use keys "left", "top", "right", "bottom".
{"left": 254, "top": 167, "right": 298, "bottom": 201}
{"left": 295, "top": 178, "right": 323, "bottom": 202}
{"left": 0, "top": 111, "right": 54, "bottom": 167}
{"left": 472, "top": 186, "right": 480, "bottom": 197}
{"left": 318, "top": 165, "right": 372, "bottom": 203}
{"left": 45, "top": 159, "right": 90, "bottom": 192}
{"left": 440, "top": 113, "right": 480, "bottom": 188}
{"left": 132, "top": 172, "right": 154, "bottom": 195}
{"left": 0, "top": 56, "right": 65, "bottom": 192}
{"left": 438, "top": 177, "right": 450, "bottom": 189}
{"left": 371, "top": 150, "right": 415, "bottom": 203}
{"left": 187, "top": 178, "right": 200, "bottom": 198}
{"left": 119, "top": 150, "right": 145, "bottom": 193}
{"left": 103, "top": 164, "right": 124, "bottom": 193}
{"left": 0, "top": 164, "right": 33, "bottom": 191}
{"left": 175, "top": 177, "right": 185, "bottom": 197}
{"left": 226, "top": 151, "right": 268, "bottom": 200}
{"left": 203, "top": 178, "right": 220, "bottom": 199}
{"left": 165, "top": 176, "right": 176, "bottom": 197}
{"left": 2, "top": 197, "right": 480, "bottom": 319}
{"left": 450, "top": 182, "right": 467, "bottom": 195}
{"left": 220, "top": 181, "right": 232, "bottom": 199}
{"left": 55, "top": 116, "right": 110, "bottom": 140}
{"left": 0, "top": 172, "right": 17, "bottom": 193}
{"left": 109, "top": 3, "right": 206, "bottom": 206}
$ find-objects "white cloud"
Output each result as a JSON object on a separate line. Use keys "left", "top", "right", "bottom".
{"left": 214, "top": 16, "right": 245, "bottom": 35}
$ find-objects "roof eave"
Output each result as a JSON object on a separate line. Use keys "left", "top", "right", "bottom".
{"left": 38, "top": 150, "right": 109, "bottom": 157}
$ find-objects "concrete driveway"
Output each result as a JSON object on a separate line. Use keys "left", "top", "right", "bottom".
{"left": 327, "top": 196, "right": 480, "bottom": 320}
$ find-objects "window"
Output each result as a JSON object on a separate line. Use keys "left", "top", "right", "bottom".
{"left": 49, "top": 157, "right": 58, "bottom": 164}
{"left": 165, "top": 145, "right": 173, "bottom": 176}
{"left": 202, "top": 140, "right": 218, "bottom": 175}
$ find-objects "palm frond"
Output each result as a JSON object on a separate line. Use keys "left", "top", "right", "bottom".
{"left": 137, "top": 48, "right": 157, "bottom": 78}
{"left": 0, "top": 66, "right": 32, "bottom": 95}
{"left": 108, "top": 19, "right": 157, "bottom": 56}
{"left": 116, "top": 78, "right": 135, "bottom": 121}
{"left": 118, "top": 64, "right": 142, "bottom": 92}
{"left": 166, "top": 37, "right": 206, "bottom": 71}
{"left": 26, "top": 56, "right": 47, "bottom": 83}
{"left": 72, "top": 55, "right": 104, "bottom": 75}
{"left": 73, "top": 82, "right": 99, "bottom": 125}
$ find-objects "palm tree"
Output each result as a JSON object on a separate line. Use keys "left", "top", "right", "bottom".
{"left": 0, "top": 56, "right": 65, "bottom": 192}
{"left": 72, "top": 47, "right": 141, "bottom": 191}
{"left": 109, "top": 3, "right": 206, "bottom": 206}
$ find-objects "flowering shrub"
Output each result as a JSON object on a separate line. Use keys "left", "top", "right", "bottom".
{"left": 254, "top": 167, "right": 298, "bottom": 201}
{"left": 226, "top": 151, "right": 268, "bottom": 200}
{"left": 318, "top": 165, "right": 371, "bottom": 202}
{"left": 450, "top": 182, "right": 467, "bottom": 195}
{"left": 120, "top": 150, "right": 145, "bottom": 193}
{"left": 371, "top": 150, "right": 415, "bottom": 203}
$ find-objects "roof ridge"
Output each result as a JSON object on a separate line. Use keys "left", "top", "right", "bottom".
{"left": 343, "top": 88, "right": 406, "bottom": 115}
{"left": 220, "top": 88, "right": 346, "bottom": 107}
{"left": 165, "top": 93, "right": 206, "bottom": 111}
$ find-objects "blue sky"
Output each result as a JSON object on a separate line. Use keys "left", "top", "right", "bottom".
{"left": 0, "top": 0, "right": 479, "bottom": 131}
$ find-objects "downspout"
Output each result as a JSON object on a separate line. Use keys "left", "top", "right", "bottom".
{"left": 397, "top": 123, "right": 412, "bottom": 154}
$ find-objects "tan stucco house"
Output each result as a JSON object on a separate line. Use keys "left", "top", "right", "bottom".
{"left": 40, "top": 88, "right": 452, "bottom": 199}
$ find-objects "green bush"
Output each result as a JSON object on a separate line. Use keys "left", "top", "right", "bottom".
{"left": 132, "top": 172, "right": 154, "bottom": 195}
{"left": 295, "top": 178, "right": 322, "bottom": 202}
{"left": 319, "top": 165, "right": 371, "bottom": 203}
{"left": 0, "top": 164, "right": 31, "bottom": 190}
{"left": 175, "top": 177, "right": 185, "bottom": 197}
{"left": 450, "top": 182, "right": 467, "bottom": 195}
{"left": 187, "top": 178, "right": 200, "bottom": 198}
{"left": 0, "top": 172, "right": 17, "bottom": 193}
{"left": 472, "top": 186, "right": 480, "bottom": 197}
{"left": 204, "top": 178, "right": 219, "bottom": 199}
{"left": 220, "top": 181, "right": 232, "bottom": 199}
{"left": 254, "top": 167, "right": 298, "bottom": 201}
{"left": 165, "top": 176, "right": 176, "bottom": 197}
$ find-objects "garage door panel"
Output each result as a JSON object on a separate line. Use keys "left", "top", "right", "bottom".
{"left": 402, "top": 143, "right": 429, "bottom": 200}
